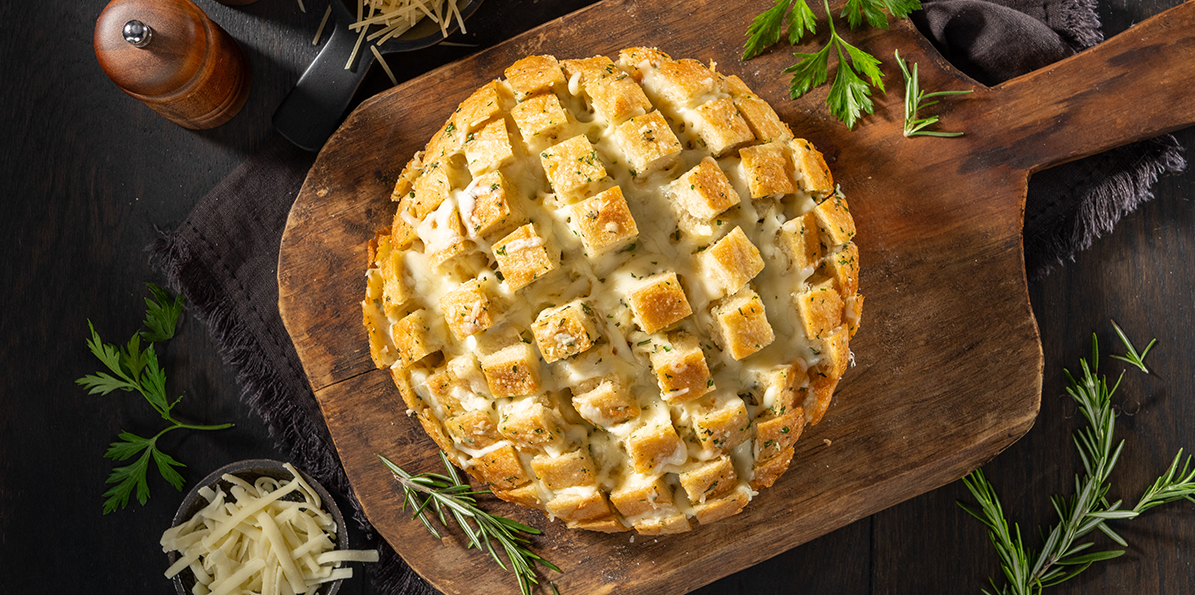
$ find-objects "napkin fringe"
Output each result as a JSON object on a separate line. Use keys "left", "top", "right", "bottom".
{"left": 1025, "top": 136, "right": 1186, "bottom": 277}
{"left": 148, "top": 229, "right": 433, "bottom": 594}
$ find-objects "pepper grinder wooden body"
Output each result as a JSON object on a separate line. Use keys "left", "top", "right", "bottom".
{"left": 94, "top": 0, "right": 251, "bottom": 130}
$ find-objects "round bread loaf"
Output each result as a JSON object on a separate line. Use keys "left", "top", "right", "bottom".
{"left": 362, "top": 47, "right": 862, "bottom": 534}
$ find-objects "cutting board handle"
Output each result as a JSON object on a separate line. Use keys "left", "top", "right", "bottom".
{"left": 968, "top": 0, "right": 1195, "bottom": 175}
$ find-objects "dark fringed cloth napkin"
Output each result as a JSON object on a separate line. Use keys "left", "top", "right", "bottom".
{"left": 149, "top": 2, "right": 1185, "bottom": 593}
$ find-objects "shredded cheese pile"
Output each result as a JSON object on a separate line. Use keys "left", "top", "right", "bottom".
{"left": 346, "top": 0, "right": 467, "bottom": 69}
{"left": 161, "top": 463, "right": 379, "bottom": 595}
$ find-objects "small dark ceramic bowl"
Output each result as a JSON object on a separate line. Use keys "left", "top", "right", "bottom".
{"left": 167, "top": 459, "right": 347, "bottom": 595}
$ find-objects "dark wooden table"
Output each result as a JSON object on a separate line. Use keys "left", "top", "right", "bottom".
{"left": 1, "top": 0, "right": 1191, "bottom": 593}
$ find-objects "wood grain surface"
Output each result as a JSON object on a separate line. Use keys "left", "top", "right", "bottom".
{"left": 5, "top": 0, "right": 1195, "bottom": 593}
{"left": 277, "top": 1, "right": 1194, "bottom": 593}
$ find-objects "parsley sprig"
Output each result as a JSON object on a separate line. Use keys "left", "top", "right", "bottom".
{"left": 77, "top": 284, "right": 233, "bottom": 514}
{"left": 743, "top": 0, "right": 921, "bottom": 128}
{"left": 379, "top": 453, "right": 559, "bottom": 595}
{"left": 960, "top": 328, "right": 1195, "bottom": 594}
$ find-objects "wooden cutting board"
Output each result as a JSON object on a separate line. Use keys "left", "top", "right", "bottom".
{"left": 277, "top": 1, "right": 1195, "bottom": 593}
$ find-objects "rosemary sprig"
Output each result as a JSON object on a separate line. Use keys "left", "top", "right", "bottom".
{"left": 1109, "top": 319, "right": 1156, "bottom": 373}
{"left": 895, "top": 50, "right": 972, "bottom": 137}
{"left": 379, "top": 453, "right": 560, "bottom": 595}
{"left": 960, "top": 329, "right": 1195, "bottom": 595}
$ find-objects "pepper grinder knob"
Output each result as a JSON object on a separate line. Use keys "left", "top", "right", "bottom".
{"left": 122, "top": 20, "right": 152, "bottom": 47}
{"left": 94, "top": 0, "right": 251, "bottom": 130}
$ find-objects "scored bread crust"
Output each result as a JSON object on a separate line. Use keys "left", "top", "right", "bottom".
{"left": 361, "top": 47, "right": 863, "bottom": 534}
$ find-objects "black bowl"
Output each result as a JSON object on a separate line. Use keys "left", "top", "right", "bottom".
{"left": 167, "top": 459, "right": 347, "bottom": 595}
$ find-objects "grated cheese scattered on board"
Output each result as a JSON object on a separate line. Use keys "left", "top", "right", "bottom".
{"left": 345, "top": 0, "right": 466, "bottom": 71}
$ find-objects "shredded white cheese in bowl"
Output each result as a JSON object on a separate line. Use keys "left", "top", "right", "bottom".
{"left": 162, "top": 459, "right": 379, "bottom": 595}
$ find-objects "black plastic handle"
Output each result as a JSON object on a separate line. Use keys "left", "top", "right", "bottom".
{"left": 272, "top": 9, "right": 373, "bottom": 153}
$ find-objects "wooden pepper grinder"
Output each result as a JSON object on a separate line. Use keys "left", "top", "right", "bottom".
{"left": 94, "top": 0, "right": 251, "bottom": 129}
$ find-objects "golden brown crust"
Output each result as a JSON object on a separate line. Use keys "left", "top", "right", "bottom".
{"left": 361, "top": 48, "right": 862, "bottom": 534}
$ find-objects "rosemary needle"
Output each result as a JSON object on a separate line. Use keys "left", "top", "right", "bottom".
{"left": 379, "top": 453, "right": 560, "bottom": 595}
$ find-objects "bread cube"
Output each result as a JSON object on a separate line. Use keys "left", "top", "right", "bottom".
{"left": 632, "top": 513, "right": 691, "bottom": 535}
{"left": 493, "top": 223, "right": 556, "bottom": 291}
{"left": 845, "top": 293, "right": 865, "bottom": 339}
{"left": 445, "top": 409, "right": 501, "bottom": 450}
{"left": 739, "top": 142, "right": 796, "bottom": 198}
{"left": 821, "top": 241, "right": 861, "bottom": 299}
{"left": 562, "top": 56, "right": 652, "bottom": 125}
{"left": 438, "top": 278, "right": 494, "bottom": 340}
{"left": 480, "top": 343, "right": 541, "bottom": 397}
{"left": 795, "top": 277, "right": 844, "bottom": 341}
{"left": 390, "top": 154, "right": 423, "bottom": 202}
{"left": 628, "top": 271, "right": 692, "bottom": 334}
{"left": 568, "top": 185, "right": 639, "bottom": 257}
{"left": 806, "top": 372, "right": 839, "bottom": 426}
{"left": 724, "top": 76, "right": 794, "bottom": 144}
{"left": 568, "top": 516, "right": 629, "bottom": 533}
{"left": 497, "top": 398, "right": 566, "bottom": 450}
{"left": 678, "top": 456, "right": 737, "bottom": 503}
{"left": 750, "top": 445, "right": 795, "bottom": 490}
{"left": 421, "top": 368, "right": 465, "bottom": 418}
{"left": 505, "top": 55, "right": 565, "bottom": 99}
{"left": 511, "top": 92, "right": 569, "bottom": 142}
{"left": 702, "top": 226, "right": 765, "bottom": 297}
{"left": 463, "top": 170, "right": 520, "bottom": 241}
{"left": 609, "top": 474, "right": 675, "bottom": 518}
{"left": 540, "top": 134, "right": 607, "bottom": 197}
{"left": 649, "top": 334, "right": 713, "bottom": 403}
{"left": 692, "top": 97, "right": 754, "bottom": 156}
{"left": 751, "top": 364, "right": 808, "bottom": 419}
{"left": 790, "top": 138, "right": 834, "bottom": 195}
{"left": 463, "top": 117, "right": 514, "bottom": 176}
{"left": 813, "top": 194, "right": 856, "bottom": 246}
{"left": 641, "top": 56, "right": 717, "bottom": 110}
{"left": 411, "top": 160, "right": 455, "bottom": 218}
{"left": 612, "top": 110, "right": 682, "bottom": 177}
{"left": 820, "top": 325, "right": 852, "bottom": 380}
{"left": 571, "top": 376, "right": 639, "bottom": 427}
{"left": 532, "top": 300, "right": 598, "bottom": 363}
{"left": 617, "top": 46, "right": 671, "bottom": 71}
{"left": 389, "top": 366, "right": 420, "bottom": 411}
{"left": 755, "top": 406, "right": 805, "bottom": 462}
{"left": 378, "top": 240, "right": 413, "bottom": 315}
{"left": 418, "top": 200, "right": 471, "bottom": 269}
{"left": 691, "top": 396, "right": 751, "bottom": 453}
{"left": 390, "top": 309, "right": 444, "bottom": 368}
{"left": 626, "top": 420, "right": 686, "bottom": 474}
{"left": 531, "top": 449, "right": 598, "bottom": 490}
{"left": 692, "top": 485, "right": 750, "bottom": 525}
{"left": 473, "top": 443, "right": 530, "bottom": 490}
{"left": 710, "top": 289, "right": 774, "bottom": 360}
{"left": 414, "top": 408, "right": 458, "bottom": 463}
{"left": 779, "top": 212, "right": 822, "bottom": 271}
{"left": 670, "top": 157, "right": 741, "bottom": 221}
{"left": 389, "top": 195, "right": 419, "bottom": 249}
{"left": 424, "top": 115, "right": 466, "bottom": 162}
{"left": 455, "top": 80, "right": 506, "bottom": 133}
{"left": 546, "top": 487, "right": 611, "bottom": 523}
{"left": 493, "top": 483, "right": 543, "bottom": 508}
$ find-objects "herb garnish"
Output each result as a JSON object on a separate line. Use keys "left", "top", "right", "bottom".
{"left": 380, "top": 453, "right": 560, "bottom": 595}
{"left": 77, "top": 284, "right": 234, "bottom": 514}
{"left": 895, "top": 50, "right": 973, "bottom": 137}
{"left": 960, "top": 328, "right": 1195, "bottom": 594}
{"left": 743, "top": 0, "right": 921, "bottom": 127}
